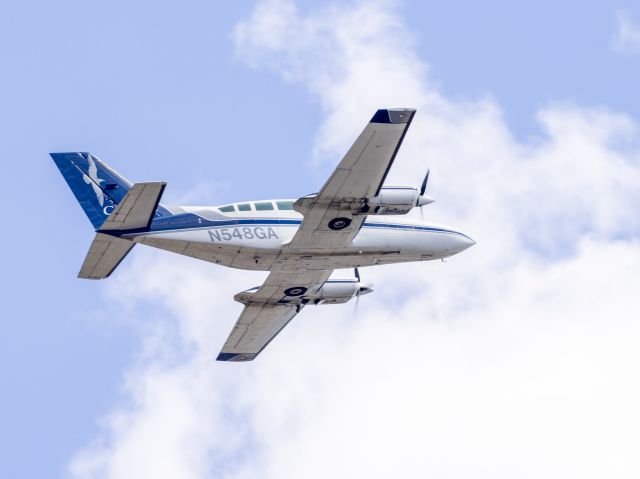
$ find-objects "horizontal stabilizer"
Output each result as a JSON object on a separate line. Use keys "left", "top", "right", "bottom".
{"left": 99, "top": 182, "right": 166, "bottom": 231}
{"left": 78, "top": 233, "right": 135, "bottom": 279}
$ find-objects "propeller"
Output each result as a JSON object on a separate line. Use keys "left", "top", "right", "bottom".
{"left": 354, "top": 267, "right": 361, "bottom": 313}
{"left": 416, "top": 169, "right": 434, "bottom": 219}
{"left": 420, "top": 169, "right": 430, "bottom": 196}
{"left": 353, "top": 267, "right": 375, "bottom": 313}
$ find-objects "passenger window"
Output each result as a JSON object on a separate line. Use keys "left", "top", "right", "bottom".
{"left": 219, "top": 205, "right": 235, "bottom": 212}
{"left": 254, "top": 201, "right": 274, "bottom": 211}
{"left": 276, "top": 200, "right": 294, "bottom": 210}
{"left": 237, "top": 203, "right": 251, "bottom": 211}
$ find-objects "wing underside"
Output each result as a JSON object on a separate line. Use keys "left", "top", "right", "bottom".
{"left": 217, "top": 270, "right": 332, "bottom": 361}
{"left": 217, "top": 303, "right": 299, "bottom": 362}
{"left": 316, "top": 108, "right": 415, "bottom": 201}
{"left": 288, "top": 108, "right": 415, "bottom": 252}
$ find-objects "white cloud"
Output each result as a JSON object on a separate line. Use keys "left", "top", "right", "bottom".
{"left": 613, "top": 9, "right": 640, "bottom": 55}
{"left": 70, "top": 1, "right": 640, "bottom": 478}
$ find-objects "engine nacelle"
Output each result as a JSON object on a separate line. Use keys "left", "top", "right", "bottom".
{"left": 308, "top": 280, "right": 374, "bottom": 304}
{"left": 363, "top": 186, "right": 434, "bottom": 215}
{"left": 313, "top": 281, "right": 361, "bottom": 304}
{"left": 234, "top": 280, "right": 373, "bottom": 306}
{"left": 367, "top": 187, "right": 419, "bottom": 214}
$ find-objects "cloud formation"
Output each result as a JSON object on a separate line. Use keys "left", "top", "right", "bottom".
{"left": 71, "top": 1, "right": 640, "bottom": 478}
{"left": 613, "top": 9, "right": 640, "bottom": 55}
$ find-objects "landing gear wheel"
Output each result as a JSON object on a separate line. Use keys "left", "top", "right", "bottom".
{"left": 284, "top": 286, "right": 307, "bottom": 297}
{"left": 328, "top": 217, "right": 352, "bottom": 230}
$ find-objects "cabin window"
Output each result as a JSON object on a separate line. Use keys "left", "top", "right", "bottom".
{"left": 276, "top": 200, "right": 294, "bottom": 210}
{"left": 254, "top": 201, "right": 274, "bottom": 211}
{"left": 219, "top": 205, "right": 235, "bottom": 212}
{"left": 237, "top": 203, "right": 251, "bottom": 211}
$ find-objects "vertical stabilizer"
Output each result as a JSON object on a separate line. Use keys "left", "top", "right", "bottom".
{"left": 51, "top": 152, "right": 171, "bottom": 230}
{"left": 51, "top": 152, "right": 133, "bottom": 229}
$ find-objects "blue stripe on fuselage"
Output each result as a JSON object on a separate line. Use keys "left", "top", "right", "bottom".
{"left": 115, "top": 212, "right": 471, "bottom": 240}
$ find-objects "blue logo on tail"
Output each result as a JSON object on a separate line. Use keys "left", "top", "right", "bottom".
{"left": 51, "top": 152, "right": 130, "bottom": 229}
{"left": 83, "top": 155, "right": 106, "bottom": 208}
{"left": 52, "top": 152, "right": 171, "bottom": 230}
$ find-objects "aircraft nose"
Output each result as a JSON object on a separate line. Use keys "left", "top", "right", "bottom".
{"left": 450, "top": 233, "right": 475, "bottom": 254}
{"left": 460, "top": 234, "right": 476, "bottom": 251}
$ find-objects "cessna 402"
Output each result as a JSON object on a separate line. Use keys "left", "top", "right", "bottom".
{"left": 52, "top": 108, "right": 474, "bottom": 361}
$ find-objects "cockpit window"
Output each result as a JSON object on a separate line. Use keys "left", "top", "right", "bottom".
{"left": 219, "top": 205, "right": 235, "bottom": 212}
{"left": 276, "top": 200, "right": 294, "bottom": 210}
{"left": 237, "top": 203, "right": 251, "bottom": 211}
{"left": 254, "top": 201, "right": 274, "bottom": 211}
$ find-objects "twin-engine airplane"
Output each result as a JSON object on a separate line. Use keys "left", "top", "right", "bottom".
{"left": 52, "top": 108, "right": 474, "bottom": 362}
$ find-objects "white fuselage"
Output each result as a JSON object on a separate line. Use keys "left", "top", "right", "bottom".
{"left": 127, "top": 200, "right": 475, "bottom": 272}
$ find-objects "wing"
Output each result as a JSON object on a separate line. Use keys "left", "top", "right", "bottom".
{"left": 217, "top": 269, "right": 332, "bottom": 362}
{"left": 289, "top": 108, "right": 415, "bottom": 252}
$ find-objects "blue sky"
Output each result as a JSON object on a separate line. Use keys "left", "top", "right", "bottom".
{"left": 409, "top": 2, "right": 640, "bottom": 138}
{"left": 1, "top": 1, "right": 640, "bottom": 477}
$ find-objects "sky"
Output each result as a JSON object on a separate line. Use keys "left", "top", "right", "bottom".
{"left": 1, "top": 1, "right": 640, "bottom": 477}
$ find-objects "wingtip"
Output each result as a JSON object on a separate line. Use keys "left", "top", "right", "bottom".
{"left": 216, "top": 352, "right": 258, "bottom": 362}
{"left": 370, "top": 108, "right": 416, "bottom": 124}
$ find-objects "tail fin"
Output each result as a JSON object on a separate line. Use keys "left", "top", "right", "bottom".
{"left": 51, "top": 152, "right": 169, "bottom": 229}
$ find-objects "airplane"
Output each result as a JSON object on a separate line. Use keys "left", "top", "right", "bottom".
{"left": 52, "top": 108, "right": 474, "bottom": 362}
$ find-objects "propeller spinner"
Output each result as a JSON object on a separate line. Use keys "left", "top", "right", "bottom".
{"left": 416, "top": 169, "right": 435, "bottom": 207}
{"left": 354, "top": 267, "right": 373, "bottom": 312}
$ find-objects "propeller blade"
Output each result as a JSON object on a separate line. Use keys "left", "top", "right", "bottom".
{"left": 354, "top": 267, "right": 360, "bottom": 282}
{"left": 420, "top": 169, "right": 430, "bottom": 196}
